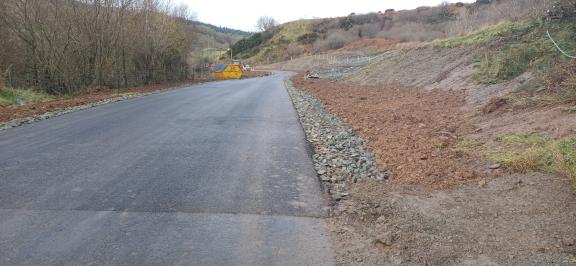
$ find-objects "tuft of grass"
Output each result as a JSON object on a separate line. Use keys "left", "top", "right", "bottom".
{"left": 487, "top": 133, "right": 576, "bottom": 190}
{"left": 547, "top": 60, "right": 576, "bottom": 101}
{"left": 559, "top": 105, "right": 576, "bottom": 113}
{"left": 453, "top": 138, "right": 482, "bottom": 153}
{"left": 0, "top": 88, "right": 56, "bottom": 107}
{"left": 0, "top": 89, "right": 19, "bottom": 107}
{"left": 487, "top": 133, "right": 554, "bottom": 172}
{"left": 498, "top": 132, "right": 550, "bottom": 147}
{"left": 555, "top": 136, "right": 576, "bottom": 191}
{"left": 111, "top": 92, "right": 141, "bottom": 98}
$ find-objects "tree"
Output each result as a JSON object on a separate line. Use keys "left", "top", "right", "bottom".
{"left": 438, "top": 1, "right": 453, "bottom": 20}
{"left": 0, "top": 0, "right": 194, "bottom": 93}
{"left": 287, "top": 43, "right": 304, "bottom": 58}
{"left": 256, "top": 16, "right": 277, "bottom": 32}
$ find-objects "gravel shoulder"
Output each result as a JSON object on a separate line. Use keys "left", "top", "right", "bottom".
{"left": 0, "top": 81, "right": 204, "bottom": 130}
{"left": 286, "top": 73, "right": 576, "bottom": 265}
{"left": 0, "top": 72, "right": 272, "bottom": 131}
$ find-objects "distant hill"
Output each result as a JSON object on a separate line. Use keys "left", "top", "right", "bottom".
{"left": 186, "top": 21, "right": 250, "bottom": 50}
{"left": 193, "top": 21, "right": 251, "bottom": 38}
{"left": 230, "top": 0, "right": 556, "bottom": 64}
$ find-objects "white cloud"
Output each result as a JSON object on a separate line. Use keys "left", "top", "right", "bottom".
{"left": 176, "top": 0, "right": 475, "bottom": 31}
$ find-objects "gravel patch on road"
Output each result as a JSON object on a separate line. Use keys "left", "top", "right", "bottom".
{"left": 0, "top": 93, "right": 148, "bottom": 131}
{"left": 285, "top": 78, "right": 386, "bottom": 200}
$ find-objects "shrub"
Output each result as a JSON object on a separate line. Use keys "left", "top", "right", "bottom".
{"left": 230, "top": 33, "right": 263, "bottom": 56}
{"left": 313, "top": 30, "right": 357, "bottom": 51}
{"left": 547, "top": 60, "right": 576, "bottom": 100}
{"left": 297, "top": 32, "right": 319, "bottom": 44}
{"left": 339, "top": 17, "right": 353, "bottom": 31}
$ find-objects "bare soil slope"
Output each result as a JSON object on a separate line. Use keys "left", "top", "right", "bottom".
{"left": 293, "top": 75, "right": 484, "bottom": 190}
{"left": 292, "top": 74, "right": 576, "bottom": 265}
{"left": 344, "top": 47, "right": 532, "bottom": 109}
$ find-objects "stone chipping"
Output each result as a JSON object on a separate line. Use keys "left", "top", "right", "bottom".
{"left": 284, "top": 78, "right": 386, "bottom": 200}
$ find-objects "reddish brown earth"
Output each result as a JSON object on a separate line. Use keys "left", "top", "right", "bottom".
{"left": 291, "top": 73, "right": 576, "bottom": 266}
{"left": 293, "top": 74, "right": 486, "bottom": 190}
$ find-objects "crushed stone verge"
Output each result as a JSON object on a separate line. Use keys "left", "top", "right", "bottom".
{"left": 284, "top": 78, "right": 386, "bottom": 201}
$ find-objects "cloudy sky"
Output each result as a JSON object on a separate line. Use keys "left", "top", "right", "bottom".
{"left": 176, "top": 0, "right": 475, "bottom": 31}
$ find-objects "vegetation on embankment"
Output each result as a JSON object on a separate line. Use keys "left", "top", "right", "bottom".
{"left": 235, "top": 0, "right": 562, "bottom": 64}
{"left": 231, "top": 20, "right": 314, "bottom": 63}
{"left": 0, "top": 1, "right": 248, "bottom": 96}
{"left": 426, "top": 17, "right": 576, "bottom": 189}
{"left": 429, "top": 18, "right": 576, "bottom": 87}
{"left": 0, "top": 88, "right": 56, "bottom": 107}
{"left": 485, "top": 133, "right": 576, "bottom": 191}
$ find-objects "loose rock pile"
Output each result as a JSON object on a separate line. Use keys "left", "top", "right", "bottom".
{"left": 285, "top": 78, "right": 386, "bottom": 200}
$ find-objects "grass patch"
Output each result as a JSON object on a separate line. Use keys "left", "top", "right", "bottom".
{"left": 487, "top": 133, "right": 576, "bottom": 190}
{"left": 555, "top": 136, "right": 576, "bottom": 191}
{"left": 430, "top": 18, "right": 575, "bottom": 86}
{"left": 560, "top": 105, "right": 576, "bottom": 113}
{"left": 453, "top": 138, "right": 482, "bottom": 153}
{"left": 0, "top": 89, "right": 19, "bottom": 107}
{"left": 110, "top": 92, "right": 141, "bottom": 98}
{"left": 471, "top": 19, "right": 575, "bottom": 84}
{"left": 0, "top": 88, "right": 56, "bottom": 107}
{"left": 430, "top": 20, "right": 534, "bottom": 48}
{"left": 487, "top": 133, "right": 554, "bottom": 172}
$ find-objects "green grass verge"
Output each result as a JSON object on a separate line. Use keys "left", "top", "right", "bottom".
{"left": 0, "top": 89, "right": 18, "bottom": 107}
{"left": 429, "top": 19, "right": 575, "bottom": 86}
{"left": 0, "top": 88, "right": 56, "bottom": 107}
{"left": 472, "top": 19, "right": 575, "bottom": 85}
{"left": 487, "top": 133, "right": 576, "bottom": 191}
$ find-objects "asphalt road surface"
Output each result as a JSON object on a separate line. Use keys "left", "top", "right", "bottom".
{"left": 0, "top": 72, "right": 334, "bottom": 265}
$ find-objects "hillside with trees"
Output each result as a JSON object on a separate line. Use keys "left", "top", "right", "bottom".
{"left": 233, "top": 0, "right": 564, "bottom": 64}
{"left": 0, "top": 0, "right": 248, "bottom": 96}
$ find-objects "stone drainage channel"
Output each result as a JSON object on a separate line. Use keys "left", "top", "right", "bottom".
{"left": 285, "top": 78, "right": 387, "bottom": 201}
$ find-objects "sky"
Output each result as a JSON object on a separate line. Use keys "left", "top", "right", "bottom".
{"left": 176, "top": 0, "right": 475, "bottom": 32}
